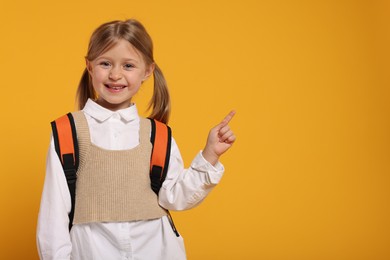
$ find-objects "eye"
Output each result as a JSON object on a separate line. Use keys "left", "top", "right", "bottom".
{"left": 99, "top": 61, "right": 111, "bottom": 68}
{"left": 124, "top": 63, "right": 135, "bottom": 70}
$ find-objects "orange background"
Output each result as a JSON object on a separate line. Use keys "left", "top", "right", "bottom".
{"left": 0, "top": 0, "right": 389, "bottom": 259}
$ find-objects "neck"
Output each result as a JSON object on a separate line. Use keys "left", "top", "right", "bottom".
{"left": 96, "top": 99, "right": 132, "bottom": 111}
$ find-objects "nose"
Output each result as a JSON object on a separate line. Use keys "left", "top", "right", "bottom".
{"left": 109, "top": 67, "right": 122, "bottom": 80}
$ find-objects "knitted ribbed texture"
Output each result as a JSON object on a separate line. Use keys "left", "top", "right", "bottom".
{"left": 71, "top": 111, "right": 167, "bottom": 224}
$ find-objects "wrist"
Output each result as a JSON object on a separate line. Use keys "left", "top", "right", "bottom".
{"left": 202, "top": 148, "right": 219, "bottom": 166}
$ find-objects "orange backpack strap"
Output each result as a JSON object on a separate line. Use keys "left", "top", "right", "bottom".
{"left": 149, "top": 118, "right": 179, "bottom": 237}
{"left": 149, "top": 118, "right": 172, "bottom": 195}
{"left": 51, "top": 113, "right": 78, "bottom": 230}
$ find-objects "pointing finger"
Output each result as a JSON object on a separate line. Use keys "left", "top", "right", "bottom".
{"left": 219, "top": 110, "right": 236, "bottom": 127}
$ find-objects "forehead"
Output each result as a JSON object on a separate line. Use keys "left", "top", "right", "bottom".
{"left": 98, "top": 39, "right": 143, "bottom": 61}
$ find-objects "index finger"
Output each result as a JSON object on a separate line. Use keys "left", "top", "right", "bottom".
{"left": 220, "top": 110, "right": 236, "bottom": 127}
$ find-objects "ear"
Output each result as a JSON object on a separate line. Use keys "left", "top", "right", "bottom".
{"left": 85, "top": 58, "right": 93, "bottom": 74}
{"left": 143, "top": 63, "right": 155, "bottom": 81}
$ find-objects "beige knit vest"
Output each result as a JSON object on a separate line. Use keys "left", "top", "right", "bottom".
{"left": 71, "top": 111, "right": 167, "bottom": 225}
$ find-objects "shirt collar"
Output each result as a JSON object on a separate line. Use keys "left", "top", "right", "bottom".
{"left": 82, "top": 99, "right": 139, "bottom": 122}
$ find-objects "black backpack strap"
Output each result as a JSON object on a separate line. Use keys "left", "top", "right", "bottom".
{"left": 149, "top": 118, "right": 179, "bottom": 237}
{"left": 149, "top": 118, "right": 172, "bottom": 195}
{"left": 51, "top": 113, "right": 78, "bottom": 231}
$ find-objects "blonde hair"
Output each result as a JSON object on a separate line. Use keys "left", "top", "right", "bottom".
{"left": 76, "top": 19, "right": 171, "bottom": 123}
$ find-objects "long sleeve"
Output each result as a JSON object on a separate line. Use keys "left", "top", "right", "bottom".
{"left": 158, "top": 138, "right": 225, "bottom": 211}
{"left": 36, "top": 136, "right": 72, "bottom": 260}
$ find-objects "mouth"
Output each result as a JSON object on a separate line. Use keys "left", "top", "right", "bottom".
{"left": 104, "top": 84, "right": 127, "bottom": 91}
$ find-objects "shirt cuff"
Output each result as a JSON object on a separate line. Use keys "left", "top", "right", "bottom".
{"left": 190, "top": 151, "right": 225, "bottom": 184}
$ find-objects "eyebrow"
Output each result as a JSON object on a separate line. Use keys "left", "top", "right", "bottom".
{"left": 96, "top": 56, "right": 139, "bottom": 63}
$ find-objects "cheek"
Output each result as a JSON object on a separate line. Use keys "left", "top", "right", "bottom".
{"left": 125, "top": 74, "right": 142, "bottom": 86}
{"left": 91, "top": 68, "right": 107, "bottom": 83}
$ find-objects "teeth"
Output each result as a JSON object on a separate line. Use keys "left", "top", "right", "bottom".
{"left": 106, "top": 85, "right": 125, "bottom": 90}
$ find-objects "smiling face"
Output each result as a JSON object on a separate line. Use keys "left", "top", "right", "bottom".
{"left": 86, "top": 39, "right": 154, "bottom": 111}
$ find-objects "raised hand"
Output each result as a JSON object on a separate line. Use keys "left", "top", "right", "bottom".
{"left": 202, "top": 111, "right": 236, "bottom": 166}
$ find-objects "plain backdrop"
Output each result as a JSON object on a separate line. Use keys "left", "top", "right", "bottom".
{"left": 0, "top": 0, "right": 389, "bottom": 259}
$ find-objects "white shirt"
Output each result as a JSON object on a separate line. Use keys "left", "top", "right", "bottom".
{"left": 37, "top": 99, "right": 224, "bottom": 260}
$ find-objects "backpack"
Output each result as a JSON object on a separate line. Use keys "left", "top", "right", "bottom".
{"left": 51, "top": 112, "right": 179, "bottom": 236}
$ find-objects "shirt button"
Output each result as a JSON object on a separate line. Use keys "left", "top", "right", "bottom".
{"left": 112, "top": 113, "right": 120, "bottom": 119}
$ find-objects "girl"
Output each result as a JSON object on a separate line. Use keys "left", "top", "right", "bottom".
{"left": 37, "top": 19, "right": 235, "bottom": 260}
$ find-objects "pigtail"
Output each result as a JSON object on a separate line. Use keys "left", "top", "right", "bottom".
{"left": 148, "top": 64, "right": 171, "bottom": 124}
{"left": 76, "top": 68, "right": 96, "bottom": 110}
